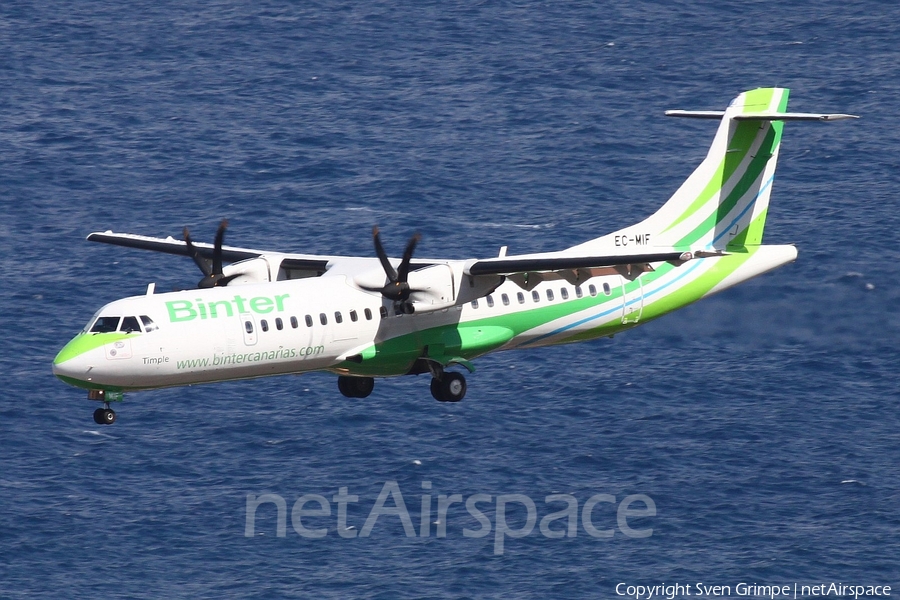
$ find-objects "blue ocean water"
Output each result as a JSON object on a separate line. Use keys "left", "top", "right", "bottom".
{"left": 2, "top": 1, "right": 899, "bottom": 597}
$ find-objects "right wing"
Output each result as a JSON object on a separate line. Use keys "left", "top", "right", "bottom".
{"left": 464, "top": 251, "right": 692, "bottom": 277}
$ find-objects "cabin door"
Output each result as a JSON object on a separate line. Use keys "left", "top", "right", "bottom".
{"left": 620, "top": 274, "right": 644, "bottom": 325}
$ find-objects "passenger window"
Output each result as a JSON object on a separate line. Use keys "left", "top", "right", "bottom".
{"left": 365, "top": 308, "right": 373, "bottom": 320}
{"left": 120, "top": 316, "right": 141, "bottom": 333}
{"left": 290, "top": 316, "right": 298, "bottom": 329}
{"left": 532, "top": 290, "right": 540, "bottom": 303}
{"left": 379, "top": 306, "right": 388, "bottom": 319}
{"left": 486, "top": 295, "right": 494, "bottom": 308}
{"left": 589, "top": 284, "right": 597, "bottom": 297}
{"left": 245, "top": 321, "right": 253, "bottom": 334}
{"left": 320, "top": 313, "right": 328, "bottom": 326}
{"left": 335, "top": 312, "right": 343, "bottom": 324}
{"left": 275, "top": 317, "right": 283, "bottom": 330}
{"left": 501, "top": 294, "right": 510, "bottom": 306}
{"left": 546, "top": 290, "right": 554, "bottom": 301}
{"left": 305, "top": 315, "right": 313, "bottom": 327}
{"left": 261, "top": 319, "right": 269, "bottom": 332}
{"left": 603, "top": 282, "right": 611, "bottom": 296}
{"left": 517, "top": 292, "right": 525, "bottom": 304}
{"left": 575, "top": 286, "right": 583, "bottom": 298}
{"left": 471, "top": 300, "right": 479, "bottom": 309}
{"left": 350, "top": 310, "right": 358, "bottom": 322}
{"left": 560, "top": 288, "right": 569, "bottom": 300}
{"left": 140, "top": 315, "right": 158, "bottom": 332}
{"left": 90, "top": 316, "right": 121, "bottom": 333}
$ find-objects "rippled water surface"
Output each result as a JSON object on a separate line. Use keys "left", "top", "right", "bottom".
{"left": 2, "top": 1, "right": 898, "bottom": 598}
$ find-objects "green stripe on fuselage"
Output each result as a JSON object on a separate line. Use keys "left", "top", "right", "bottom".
{"left": 340, "top": 264, "right": 672, "bottom": 376}
{"left": 341, "top": 246, "right": 761, "bottom": 375}
{"left": 54, "top": 374, "right": 128, "bottom": 393}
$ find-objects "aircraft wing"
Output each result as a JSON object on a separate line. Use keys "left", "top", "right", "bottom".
{"left": 86, "top": 231, "right": 332, "bottom": 271}
{"left": 464, "top": 250, "right": 692, "bottom": 277}
{"left": 89, "top": 230, "right": 697, "bottom": 286}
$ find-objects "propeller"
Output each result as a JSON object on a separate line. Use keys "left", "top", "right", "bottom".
{"left": 363, "top": 226, "right": 422, "bottom": 314}
{"left": 183, "top": 220, "right": 241, "bottom": 289}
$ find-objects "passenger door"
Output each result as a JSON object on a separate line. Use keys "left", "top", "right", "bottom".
{"left": 620, "top": 274, "right": 644, "bottom": 325}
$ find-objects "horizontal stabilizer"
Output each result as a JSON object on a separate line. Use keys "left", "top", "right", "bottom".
{"left": 666, "top": 110, "right": 858, "bottom": 122}
{"left": 734, "top": 112, "right": 859, "bottom": 122}
{"left": 664, "top": 110, "right": 726, "bottom": 119}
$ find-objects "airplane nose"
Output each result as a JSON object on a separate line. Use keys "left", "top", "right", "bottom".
{"left": 53, "top": 334, "right": 102, "bottom": 388}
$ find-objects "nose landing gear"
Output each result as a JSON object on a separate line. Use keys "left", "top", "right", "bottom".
{"left": 93, "top": 405, "right": 116, "bottom": 425}
{"left": 88, "top": 389, "right": 121, "bottom": 425}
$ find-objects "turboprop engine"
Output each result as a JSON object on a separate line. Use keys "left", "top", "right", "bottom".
{"left": 354, "top": 227, "right": 504, "bottom": 314}
{"left": 354, "top": 262, "right": 457, "bottom": 314}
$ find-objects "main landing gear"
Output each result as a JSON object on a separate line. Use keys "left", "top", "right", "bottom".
{"left": 337, "top": 376, "right": 375, "bottom": 398}
{"left": 336, "top": 370, "right": 468, "bottom": 402}
{"left": 430, "top": 371, "right": 467, "bottom": 403}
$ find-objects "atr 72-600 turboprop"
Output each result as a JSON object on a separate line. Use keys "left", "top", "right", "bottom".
{"left": 53, "top": 88, "right": 856, "bottom": 424}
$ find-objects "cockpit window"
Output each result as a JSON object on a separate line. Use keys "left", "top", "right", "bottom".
{"left": 120, "top": 316, "right": 141, "bottom": 333}
{"left": 140, "top": 315, "right": 158, "bottom": 332}
{"left": 90, "top": 316, "right": 121, "bottom": 333}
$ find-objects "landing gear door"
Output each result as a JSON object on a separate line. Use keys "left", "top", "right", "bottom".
{"left": 241, "top": 313, "right": 258, "bottom": 346}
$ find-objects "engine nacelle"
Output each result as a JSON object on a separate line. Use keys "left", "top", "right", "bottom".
{"left": 406, "top": 264, "right": 456, "bottom": 313}
{"left": 352, "top": 261, "right": 503, "bottom": 313}
{"left": 222, "top": 256, "right": 276, "bottom": 285}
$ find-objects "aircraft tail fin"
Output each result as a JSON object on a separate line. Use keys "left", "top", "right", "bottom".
{"left": 646, "top": 87, "right": 791, "bottom": 251}
{"left": 570, "top": 87, "right": 855, "bottom": 255}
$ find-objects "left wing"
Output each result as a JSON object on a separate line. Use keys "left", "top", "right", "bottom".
{"left": 86, "top": 230, "right": 332, "bottom": 272}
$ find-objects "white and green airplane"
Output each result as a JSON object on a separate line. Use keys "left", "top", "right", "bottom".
{"left": 53, "top": 88, "right": 856, "bottom": 424}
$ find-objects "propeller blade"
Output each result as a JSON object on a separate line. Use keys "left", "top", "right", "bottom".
{"left": 183, "top": 227, "right": 212, "bottom": 277}
{"left": 372, "top": 226, "right": 398, "bottom": 282}
{"left": 212, "top": 219, "right": 228, "bottom": 277}
{"left": 184, "top": 221, "right": 239, "bottom": 288}
{"left": 367, "top": 227, "right": 425, "bottom": 312}
{"left": 396, "top": 233, "right": 421, "bottom": 283}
